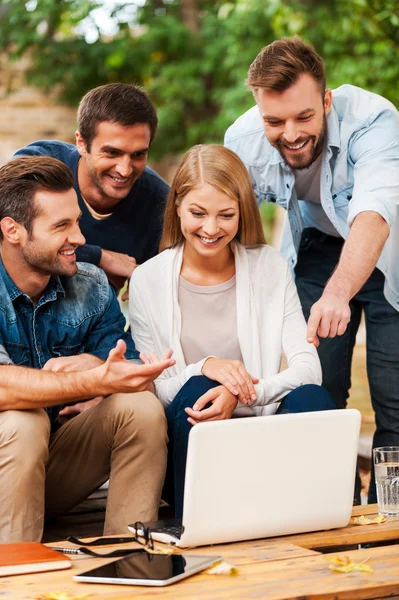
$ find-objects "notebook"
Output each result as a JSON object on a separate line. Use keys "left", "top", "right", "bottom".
{"left": 129, "top": 409, "right": 361, "bottom": 547}
{"left": 0, "top": 543, "right": 71, "bottom": 576}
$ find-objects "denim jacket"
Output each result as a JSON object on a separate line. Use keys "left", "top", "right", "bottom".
{"left": 225, "top": 84, "right": 399, "bottom": 310}
{"left": 0, "top": 258, "right": 139, "bottom": 425}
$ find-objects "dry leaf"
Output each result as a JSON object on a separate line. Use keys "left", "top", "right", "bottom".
{"left": 206, "top": 561, "right": 238, "bottom": 575}
{"left": 328, "top": 555, "right": 373, "bottom": 574}
{"left": 352, "top": 515, "right": 386, "bottom": 526}
{"left": 373, "top": 515, "right": 386, "bottom": 524}
{"left": 145, "top": 544, "right": 179, "bottom": 555}
{"left": 37, "top": 592, "right": 91, "bottom": 600}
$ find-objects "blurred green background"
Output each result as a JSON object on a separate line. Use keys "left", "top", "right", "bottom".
{"left": 1, "top": 0, "right": 398, "bottom": 162}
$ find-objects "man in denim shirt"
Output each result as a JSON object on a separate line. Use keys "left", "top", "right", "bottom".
{"left": 225, "top": 37, "right": 399, "bottom": 502}
{"left": 0, "top": 156, "right": 174, "bottom": 542}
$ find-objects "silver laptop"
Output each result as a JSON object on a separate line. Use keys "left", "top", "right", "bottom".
{"left": 129, "top": 409, "right": 361, "bottom": 547}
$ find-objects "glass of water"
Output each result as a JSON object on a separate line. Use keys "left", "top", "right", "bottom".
{"left": 373, "top": 447, "right": 399, "bottom": 516}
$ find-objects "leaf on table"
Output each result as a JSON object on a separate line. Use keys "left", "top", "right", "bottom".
{"left": 36, "top": 592, "right": 92, "bottom": 600}
{"left": 352, "top": 515, "right": 386, "bottom": 525}
{"left": 145, "top": 544, "right": 178, "bottom": 555}
{"left": 328, "top": 555, "right": 373, "bottom": 574}
{"left": 206, "top": 561, "right": 238, "bottom": 575}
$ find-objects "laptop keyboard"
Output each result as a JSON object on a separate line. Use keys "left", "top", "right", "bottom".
{"left": 150, "top": 519, "right": 184, "bottom": 539}
{"left": 156, "top": 524, "right": 184, "bottom": 539}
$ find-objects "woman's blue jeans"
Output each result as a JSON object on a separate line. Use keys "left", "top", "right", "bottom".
{"left": 164, "top": 376, "right": 335, "bottom": 518}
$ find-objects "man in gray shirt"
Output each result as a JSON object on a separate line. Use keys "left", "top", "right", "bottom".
{"left": 225, "top": 36, "right": 399, "bottom": 502}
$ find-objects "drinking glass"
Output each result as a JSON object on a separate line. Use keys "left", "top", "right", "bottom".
{"left": 373, "top": 446, "right": 399, "bottom": 516}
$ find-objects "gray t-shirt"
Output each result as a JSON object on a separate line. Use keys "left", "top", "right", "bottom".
{"left": 0, "top": 344, "right": 12, "bottom": 365}
{"left": 294, "top": 152, "right": 341, "bottom": 237}
{"left": 179, "top": 275, "right": 254, "bottom": 416}
{"left": 179, "top": 275, "right": 243, "bottom": 365}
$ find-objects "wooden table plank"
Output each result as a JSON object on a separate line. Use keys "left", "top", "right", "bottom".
{"left": 157, "top": 538, "right": 319, "bottom": 565}
{"left": 207, "top": 543, "right": 399, "bottom": 600}
{"left": 50, "top": 536, "right": 318, "bottom": 565}
{"left": 269, "top": 509, "right": 399, "bottom": 549}
{"left": 0, "top": 541, "right": 317, "bottom": 600}
{"left": 351, "top": 504, "right": 380, "bottom": 517}
{"left": 3, "top": 543, "right": 399, "bottom": 600}
{"left": 48, "top": 536, "right": 318, "bottom": 564}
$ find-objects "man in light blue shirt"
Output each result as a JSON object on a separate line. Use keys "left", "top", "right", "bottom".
{"left": 225, "top": 36, "right": 399, "bottom": 503}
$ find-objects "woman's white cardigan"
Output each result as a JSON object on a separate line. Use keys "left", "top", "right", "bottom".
{"left": 129, "top": 242, "right": 322, "bottom": 416}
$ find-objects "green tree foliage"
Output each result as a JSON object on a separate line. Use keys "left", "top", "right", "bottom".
{"left": 0, "top": 0, "right": 398, "bottom": 158}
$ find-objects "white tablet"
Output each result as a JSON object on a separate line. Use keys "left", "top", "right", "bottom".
{"left": 73, "top": 551, "right": 222, "bottom": 587}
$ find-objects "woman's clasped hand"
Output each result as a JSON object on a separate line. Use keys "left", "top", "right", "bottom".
{"left": 201, "top": 357, "right": 258, "bottom": 405}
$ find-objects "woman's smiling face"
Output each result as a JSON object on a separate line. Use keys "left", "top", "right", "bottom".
{"left": 177, "top": 183, "right": 240, "bottom": 258}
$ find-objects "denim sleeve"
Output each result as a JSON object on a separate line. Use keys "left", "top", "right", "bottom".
{"left": 84, "top": 282, "right": 139, "bottom": 361}
{"left": 76, "top": 244, "right": 102, "bottom": 266}
{"left": 348, "top": 108, "right": 399, "bottom": 227}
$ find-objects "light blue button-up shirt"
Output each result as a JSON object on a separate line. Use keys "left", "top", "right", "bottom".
{"left": 225, "top": 84, "right": 399, "bottom": 311}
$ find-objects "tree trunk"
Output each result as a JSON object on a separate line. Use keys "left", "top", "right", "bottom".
{"left": 181, "top": 0, "right": 199, "bottom": 33}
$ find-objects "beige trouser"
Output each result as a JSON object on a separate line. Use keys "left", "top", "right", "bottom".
{"left": 0, "top": 392, "right": 167, "bottom": 543}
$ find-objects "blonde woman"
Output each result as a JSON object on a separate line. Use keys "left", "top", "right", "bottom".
{"left": 130, "top": 145, "right": 334, "bottom": 517}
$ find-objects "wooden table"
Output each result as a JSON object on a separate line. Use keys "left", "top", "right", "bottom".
{"left": 2, "top": 505, "right": 399, "bottom": 600}
{"left": 272, "top": 504, "right": 399, "bottom": 550}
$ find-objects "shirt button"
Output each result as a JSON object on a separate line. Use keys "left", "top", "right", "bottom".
{"left": 37, "top": 345, "right": 42, "bottom": 352}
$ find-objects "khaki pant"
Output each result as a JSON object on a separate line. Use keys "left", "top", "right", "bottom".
{"left": 0, "top": 392, "right": 167, "bottom": 542}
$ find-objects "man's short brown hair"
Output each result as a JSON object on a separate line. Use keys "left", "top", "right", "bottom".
{"left": 246, "top": 36, "right": 326, "bottom": 95}
{"left": 0, "top": 156, "right": 74, "bottom": 239}
{"left": 77, "top": 83, "right": 158, "bottom": 151}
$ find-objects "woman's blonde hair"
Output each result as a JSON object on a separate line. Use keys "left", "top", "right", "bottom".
{"left": 160, "top": 144, "right": 266, "bottom": 251}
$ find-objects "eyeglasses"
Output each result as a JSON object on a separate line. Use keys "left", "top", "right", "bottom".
{"left": 57, "top": 521, "right": 155, "bottom": 558}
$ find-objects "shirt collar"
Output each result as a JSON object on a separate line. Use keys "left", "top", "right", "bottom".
{"left": 0, "top": 256, "right": 65, "bottom": 303}
{"left": 326, "top": 103, "right": 341, "bottom": 150}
